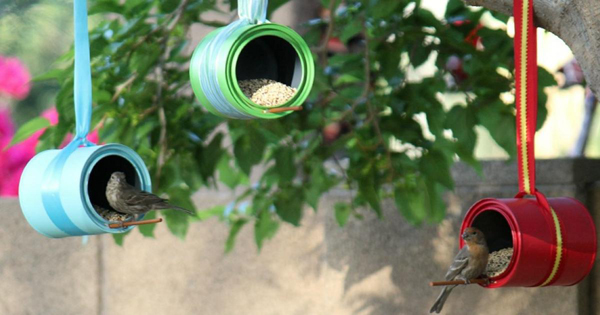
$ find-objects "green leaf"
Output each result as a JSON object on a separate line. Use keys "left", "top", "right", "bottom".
{"left": 218, "top": 155, "right": 248, "bottom": 189}
{"left": 425, "top": 181, "right": 447, "bottom": 222}
{"left": 225, "top": 219, "right": 248, "bottom": 253}
{"left": 357, "top": 171, "right": 382, "bottom": 217}
{"left": 445, "top": 105, "right": 479, "bottom": 169}
{"left": 369, "top": 0, "right": 401, "bottom": 19}
{"left": 195, "top": 205, "right": 225, "bottom": 221}
{"left": 233, "top": 127, "right": 266, "bottom": 175}
{"left": 7, "top": 117, "right": 51, "bottom": 148}
{"left": 536, "top": 66, "right": 556, "bottom": 130}
{"left": 334, "top": 202, "right": 351, "bottom": 227}
{"left": 198, "top": 133, "right": 224, "bottom": 181}
{"left": 274, "top": 146, "right": 295, "bottom": 183}
{"left": 138, "top": 211, "right": 157, "bottom": 237}
{"left": 340, "top": 19, "right": 363, "bottom": 43}
{"left": 304, "top": 163, "right": 336, "bottom": 210}
{"left": 420, "top": 149, "right": 454, "bottom": 190}
{"left": 274, "top": 187, "right": 304, "bottom": 226}
{"left": 162, "top": 210, "right": 190, "bottom": 240}
{"left": 112, "top": 231, "right": 130, "bottom": 246}
{"left": 478, "top": 101, "right": 517, "bottom": 157}
{"left": 394, "top": 179, "right": 427, "bottom": 225}
{"left": 254, "top": 210, "right": 279, "bottom": 250}
{"left": 32, "top": 68, "right": 64, "bottom": 82}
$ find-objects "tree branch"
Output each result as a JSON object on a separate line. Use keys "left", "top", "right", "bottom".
{"left": 463, "top": 0, "right": 600, "bottom": 96}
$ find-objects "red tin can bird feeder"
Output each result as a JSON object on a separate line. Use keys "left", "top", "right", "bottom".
{"left": 461, "top": 196, "right": 596, "bottom": 287}
{"left": 457, "top": 0, "right": 597, "bottom": 288}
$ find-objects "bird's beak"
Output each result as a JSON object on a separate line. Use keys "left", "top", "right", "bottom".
{"left": 461, "top": 231, "right": 469, "bottom": 240}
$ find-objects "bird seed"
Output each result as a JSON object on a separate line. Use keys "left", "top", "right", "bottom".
{"left": 486, "top": 247, "right": 513, "bottom": 277}
{"left": 238, "top": 78, "right": 297, "bottom": 107}
{"left": 94, "top": 204, "right": 133, "bottom": 222}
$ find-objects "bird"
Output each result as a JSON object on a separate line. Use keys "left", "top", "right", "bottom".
{"left": 430, "top": 227, "right": 489, "bottom": 314}
{"left": 105, "top": 171, "right": 194, "bottom": 216}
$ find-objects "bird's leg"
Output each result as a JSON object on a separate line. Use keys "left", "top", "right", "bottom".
{"left": 457, "top": 275, "right": 470, "bottom": 284}
{"left": 480, "top": 275, "right": 491, "bottom": 286}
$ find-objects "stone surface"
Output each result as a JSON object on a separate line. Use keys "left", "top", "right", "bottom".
{"left": 3, "top": 158, "right": 599, "bottom": 314}
{"left": 0, "top": 199, "right": 100, "bottom": 315}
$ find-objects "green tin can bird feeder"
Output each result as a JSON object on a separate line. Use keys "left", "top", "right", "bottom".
{"left": 190, "top": 0, "right": 314, "bottom": 119}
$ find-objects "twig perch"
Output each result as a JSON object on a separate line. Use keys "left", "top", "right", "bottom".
{"left": 265, "top": 106, "right": 303, "bottom": 113}
{"left": 109, "top": 218, "right": 163, "bottom": 229}
{"left": 429, "top": 278, "right": 489, "bottom": 286}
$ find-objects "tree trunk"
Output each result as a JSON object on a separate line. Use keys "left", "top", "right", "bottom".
{"left": 463, "top": 0, "right": 600, "bottom": 96}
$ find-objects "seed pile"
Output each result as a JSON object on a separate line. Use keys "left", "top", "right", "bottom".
{"left": 94, "top": 204, "right": 133, "bottom": 222}
{"left": 238, "top": 78, "right": 297, "bottom": 107}
{"left": 486, "top": 247, "right": 513, "bottom": 277}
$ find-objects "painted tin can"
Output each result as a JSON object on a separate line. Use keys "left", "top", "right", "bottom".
{"left": 19, "top": 143, "right": 151, "bottom": 238}
{"left": 190, "top": 22, "right": 314, "bottom": 119}
{"left": 460, "top": 197, "right": 596, "bottom": 287}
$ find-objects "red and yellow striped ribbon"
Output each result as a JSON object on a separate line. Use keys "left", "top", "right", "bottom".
{"left": 514, "top": 0, "right": 537, "bottom": 195}
{"left": 513, "top": 0, "right": 563, "bottom": 287}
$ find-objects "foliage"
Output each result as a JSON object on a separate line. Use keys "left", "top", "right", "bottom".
{"left": 20, "top": 0, "right": 556, "bottom": 248}
{"left": 0, "top": 0, "right": 72, "bottom": 124}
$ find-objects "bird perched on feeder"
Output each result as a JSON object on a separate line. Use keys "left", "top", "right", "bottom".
{"left": 430, "top": 227, "right": 489, "bottom": 314}
{"left": 106, "top": 172, "right": 194, "bottom": 216}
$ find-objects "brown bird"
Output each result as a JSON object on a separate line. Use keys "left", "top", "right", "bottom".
{"left": 105, "top": 172, "right": 194, "bottom": 216}
{"left": 430, "top": 227, "right": 489, "bottom": 313}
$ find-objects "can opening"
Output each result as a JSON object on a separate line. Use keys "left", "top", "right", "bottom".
{"left": 471, "top": 210, "right": 513, "bottom": 252}
{"left": 236, "top": 35, "right": 302, "bottom": 88}
{"left": 87, "top": 155, "right": 140, "bottom": 214}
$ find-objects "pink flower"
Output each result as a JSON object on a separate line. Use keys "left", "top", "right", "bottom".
{"left": 0, "top": 107, "right": 102, "bottom": 197}
{"left": 0, "top": 56, "right": 31, "bottom": 100}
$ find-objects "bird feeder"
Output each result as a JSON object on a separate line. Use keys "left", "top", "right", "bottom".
{"left": 461, "top": 196, "right": 596, "bottom": 287}
{"left": 457, "top": 0, "right": 597, "bottom": 287}
{"left": 18, "top": 0, "right": 156, "bottom": 238}
{"left": 189, "top": 0, "right": 314, "bottom": 119}
{"left": 19, "top": 144, "right": 152, "bottom": 238}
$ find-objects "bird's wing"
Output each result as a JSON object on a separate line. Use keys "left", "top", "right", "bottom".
{"left": 122, "top": 187, "right": 166, "bottom": 206}
{"left": 444, "top": 246, "right": 470, "bottom": 280}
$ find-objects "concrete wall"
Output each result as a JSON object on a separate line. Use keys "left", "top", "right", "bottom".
{"left": 1, "top": 159, "right": 599, "bottom": 315}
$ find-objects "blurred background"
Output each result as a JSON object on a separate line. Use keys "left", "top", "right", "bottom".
{"left": 0, "top": 0, "right": 599, "bottom": 314}
{"left": 0, "top": 0, "right": 597, "bottom": 182}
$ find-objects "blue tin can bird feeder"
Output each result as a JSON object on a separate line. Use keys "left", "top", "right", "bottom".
{"left": 18, "top": 0, "right": 154, "bottom": 238}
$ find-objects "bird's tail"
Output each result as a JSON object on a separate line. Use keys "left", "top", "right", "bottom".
{"left": 429, "top": 285, "right": 455, "bottom": 313}
{"left": 158, "top": 203, "right": 195, "bottom": 215}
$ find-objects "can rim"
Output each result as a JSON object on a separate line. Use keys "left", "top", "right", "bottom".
{"left": 80, "top": 143, "right": 152, "bottom": 233}
{"left": 224, "top": 23, "right": 315, "bottom": 119}
{"left": 460, "top": 198, "right": 520, "bottom": 288}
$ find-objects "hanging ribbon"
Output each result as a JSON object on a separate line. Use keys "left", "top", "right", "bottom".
{"left": 238, "top": 0, "right": 268, "bottom": 24}
{"left": 40, "top": 0, "right": 94, "bottom": 235}
{"left": 514, "top": 0, "right": 537, "bottom": 196}
{"left": 513, "top": 0, "right": 563, "bottom": 287}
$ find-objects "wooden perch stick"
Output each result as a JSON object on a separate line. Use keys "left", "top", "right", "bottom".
{"left": 265, "top": 106, "right": 302, "bottom": 113}
{"left": 109, "top": 218, "right": 163, "bottom": 229}
{"left": 429, "top": 278, "right": 489, "bottom": 286}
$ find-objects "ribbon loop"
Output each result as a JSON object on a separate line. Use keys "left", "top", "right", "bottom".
{"left": 74, "top": 0, "right": 92, "bottom": 140}
{"left": 39, "top": 0, "right": 95, "bottom": 236}
{"left": 514, "top": 0, "right": 538, "bottom": 195}
{"left": 238, "top": 0, "right": 268, "bottom": 24}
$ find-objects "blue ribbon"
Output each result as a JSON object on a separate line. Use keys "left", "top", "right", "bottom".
{"left": 40, "top": 0, "right": 94, "bottom": 235}
{"left": 238, "top": 0, "right": 268, "bottom": 24}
